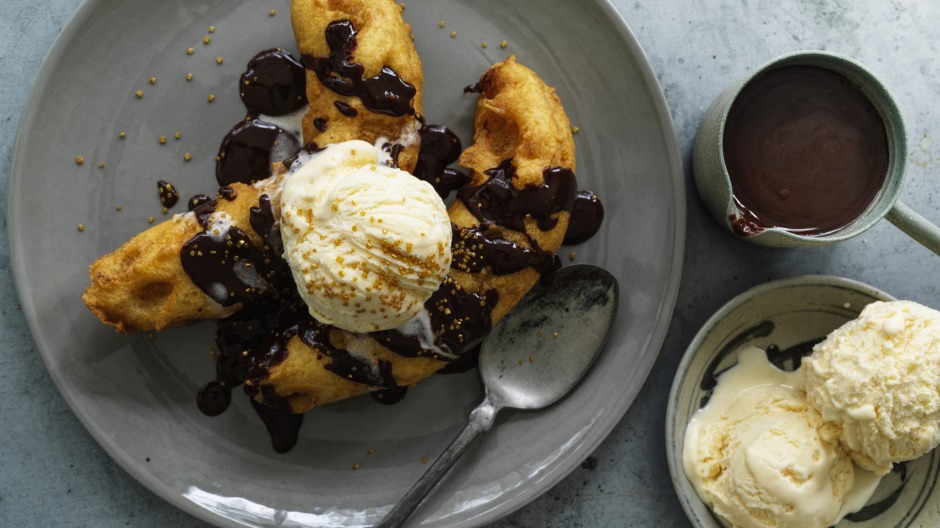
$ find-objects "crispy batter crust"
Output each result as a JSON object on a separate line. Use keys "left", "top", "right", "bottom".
{"left": 82, "top": 176, "right": 281, "bottom": 333}
{"left": 292, "top": 0, "right": 423, "bottom": 172}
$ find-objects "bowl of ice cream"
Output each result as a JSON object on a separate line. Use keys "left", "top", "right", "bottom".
{"left": 667, "top": 275, "right": 940, "bottom": 528}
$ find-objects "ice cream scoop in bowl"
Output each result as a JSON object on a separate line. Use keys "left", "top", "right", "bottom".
{"left": 666, "top": 275, "right": 940, "bottom": 528}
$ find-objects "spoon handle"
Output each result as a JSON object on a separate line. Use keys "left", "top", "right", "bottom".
{"left": 375, "top": 398, "right": 500, "bottom": 528}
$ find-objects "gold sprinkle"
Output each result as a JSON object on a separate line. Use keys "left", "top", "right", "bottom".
{"left": 572, "top": 126, "right": 580, "bottom": 134}
{"left": 97, "top": 162, "right": 105, "bottom": 169}
{"left": 569, "top": 252, "right": 577, "bottom": 261}
{"left": 529, "top": 355, "right": 535, "bottom": 363}
{"left": 352, "top": 463, "right": 361, "bottom": 470}
{"left": 420, "top": 457, "right": 428, "bottom": 464}
{"left": 269, "top": 9, "right": 276, "bottom": 16}
{"left": 439, "top": 20, "right": 445, "bottom": 28}
{"left": 174, "top": 132, "right": 181, "bottom": 140}
{"left": 203, "top": 36, "right": 211, "bottom": 45}
{"left": 367, "top": 447, "right": 375, "bottom": 455}
{"left": 116, "top": 205, "right": 123, "bottom": 211}
{"left": 209, "top": 25, "right": 216, "bottom": 33}
{"left": 77, "top": 224, "right": 85, "bottom": 232}
{"left": 500, "top": 40, "right": 508, "bottom": 48}
{"left": 148, "top": 216, "right": 155, "bottom": 224}
{"left": 159, "top": 136, "right": 167, "bottom": 145}
{"left": 184, "top": 152, "right": 192, "bottom": 161}
{"left": 135, "top": 90, "right": 144, "bottom": 98}
{"left": 75, "top": 156, "right": 84, "bottom": 165}
{"left": 162, "top": 207, "right": 169, "bottom": 214}
{"left": 118, "top": 131, "right": 126, "bottom": 139}
{"left": 187, "top": 47, "right": 194, "bottom": 55}
{"left": 208, "top": 94, "right": 216, "bottom": 102}
{"left": 186, "top": 73, "right": 193, "bottom": 81}
{"left": 481, "top": 41, "right": 487, "bottom": 48}
{"left": 215, "top": 56, "right": 224, "bottom": 65}
{"left": 552, "top": 331, "right": 559, "bottom": 337}
{"left": 450, "top": 31, "right": 456, "bottom": 38}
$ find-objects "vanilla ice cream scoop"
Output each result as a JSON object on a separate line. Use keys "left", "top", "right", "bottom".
{"left": 684, "top": 348, "right": 872, "bottom": 528}
{"left": 279, "top": 140, "right": 452, "bottom": 332}
{"left": 803, "top": 300, "right": 940, "bottom": 475}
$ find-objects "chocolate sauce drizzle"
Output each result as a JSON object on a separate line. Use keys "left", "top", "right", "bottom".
{"left": 217, "top": 49, "right": 308, "bottom": 187}
{"left": 180, "top": 218, "right": 274, "bottom": 307}
{"left": 218, "top": 186, "right": 237, "bottom": 201}
{"left": 216, "top": 118, "right": 286, "bottom": 186}
{"left": 413, "top": 124, "right": 470, "bottom": 197}
{"left": 371, "top": 277, "right": 499, "bottom": 359}
{"left": 452, "top": 224, "right": 558, "bottom": 276}
{"left": 187, "top": 194, "right": 212, "bottom": 211}
{"left": 300, "top": 20, "right": 417, "bottom": 117}
{"left": 239, "top": 48, "right": 308, "bottom": 116}
{"left": 157, "top": 180, "right": 180, "bottom": 208}
{"left": 564, "top": 190, "right": 604, "bottom": 245}
{"left": 458, "top": 159, "right": 578, "bottom": 232}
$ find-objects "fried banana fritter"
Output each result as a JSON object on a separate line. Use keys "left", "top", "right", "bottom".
{"left": 292, "top": 0, "right": 424, "bottom": 172}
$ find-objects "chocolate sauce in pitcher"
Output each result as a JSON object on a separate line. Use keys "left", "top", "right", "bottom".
{"left": 723, "top": 65, "right": 889, "bottom": 236}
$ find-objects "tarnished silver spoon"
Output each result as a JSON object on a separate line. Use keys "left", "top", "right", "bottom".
{"left": 375, "top": 264, "right": 619, "bottom": 528}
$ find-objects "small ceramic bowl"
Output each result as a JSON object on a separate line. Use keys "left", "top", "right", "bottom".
{"left": 666, "top": 275, "right": 940, "bottom": 528}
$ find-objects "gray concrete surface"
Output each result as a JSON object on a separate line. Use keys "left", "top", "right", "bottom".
{"left": 3, "top": 0, "right": 940, "bottom": 526}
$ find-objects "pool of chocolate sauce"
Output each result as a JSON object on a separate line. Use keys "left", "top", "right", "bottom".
{"left": 723, "top": 65, "right": 889, "bottom": 236}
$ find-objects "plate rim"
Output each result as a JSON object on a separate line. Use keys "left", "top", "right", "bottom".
{"left": 7, "top": 0, "right": 686, "bottom": 526}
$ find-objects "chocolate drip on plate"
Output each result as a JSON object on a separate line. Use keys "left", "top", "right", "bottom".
{"left": 157, "top": 180, "right": 180, "bottom": 208}
{"left": 333, "top": 100, "right": 358, "bottom": 117}
{"left": 240, "top": 48, "right": 307, "bottom": 116}
{"left": 187, "top": 194, "right": 212, "bottom": 211}
{"left": 373, "top": 277, "right": 499, "bottom": 360}
{"left": 216, "top": 118, "right": 286, "bottom": 186}
{"left": 372, "top": 386, "right": 408, "bottom": 404}
{"left": 564, "top": 190, "right": 604, "bottom": 245}
{"left": 301, "top": 20, "right": 417, "bottom": 117}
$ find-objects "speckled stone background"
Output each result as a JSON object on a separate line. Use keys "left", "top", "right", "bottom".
{"left": 3, "top": 1, "right": 940, "bottom": 526}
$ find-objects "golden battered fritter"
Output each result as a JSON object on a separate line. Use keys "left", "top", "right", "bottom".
{"left": 292, "top": 0, "right": 424, "bottom": 172}
{"left": 83, "top": 168, "right": 286, "bottom": 333}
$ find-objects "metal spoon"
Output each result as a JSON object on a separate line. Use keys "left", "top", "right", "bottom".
{"left": 375, "top": 264, "right": 619, "bottom": 528}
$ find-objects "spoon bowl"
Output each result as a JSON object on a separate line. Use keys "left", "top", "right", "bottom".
{"left": 481, "top": 265, "right": 619, "bottom": 410}
{"left": 376, "top": 265, "right": 619, "bottom": 527}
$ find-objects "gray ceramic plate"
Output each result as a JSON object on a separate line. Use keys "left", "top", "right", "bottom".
{"left": 667, "top": 276, "right": 940, "bottom": 528}
{"left": 8, "top": 0, "right": 684, "bottom": 526}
